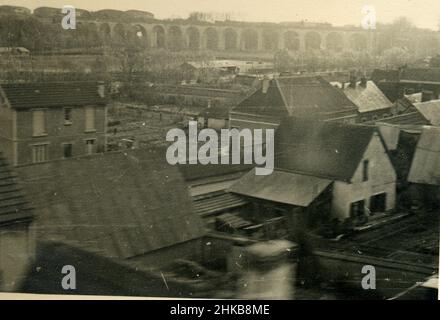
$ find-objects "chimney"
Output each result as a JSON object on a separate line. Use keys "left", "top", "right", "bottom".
{"left": 97, "top": 82, "right": 105, "bottom": 98}
{"left": 360, "top": 76, "right": 367, "bottom": 88}
{"left": 349, "top": 72, "right": 357, "bottom": 88}
{"left": 262, "top": 77, "right": 270, "bottom": 94}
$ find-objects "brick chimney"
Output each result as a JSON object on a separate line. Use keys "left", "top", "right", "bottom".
{"left": 349, "top": 72, "right": 357, "bottom": 88}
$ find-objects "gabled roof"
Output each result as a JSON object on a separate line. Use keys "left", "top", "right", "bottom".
{"left": 16, "top": 148, "right": 205, "bottom": 260}
{"left": 229, "top": 168, "right": 332, "bottom": 206}
{"left": 275, "top": 118, "right": 377, "bottom": 182}
{"left": 408, "top": 126, "right": 440, "bottom": 185}
{"left": 0, "top": 153, "right": 34, "bottom": 225}
{"left": 233, "top": 75, "right": 357, "bottom": 118}
{"left": 1, "top": 82, "right": 106, "bottom": 109}
{"left": 339, "top": 81, "right": 393, "bottom": 113}
{"left": 414, "top": 100, "right": 440, "bottom": 126}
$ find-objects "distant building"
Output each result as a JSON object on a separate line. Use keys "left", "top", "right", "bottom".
{"left": 229, "top": 75, "right": 359, "bottom": 130}
{"left": 230, "top": 118, "right": 397, "bottom": 225}
{"left": 0, "top": 82, "right": 107, "bottom": 166}
{"left": 17, "top": 148, "right": 206, "bottom": 296}
{"left": 0, "top": 153, "right": 34, "bottom": 292}
{"left": 334, "top": 77, "right": 394, "bottom": 123}
{"left": 372, "top": 67, "right": 440, "bottom": 103}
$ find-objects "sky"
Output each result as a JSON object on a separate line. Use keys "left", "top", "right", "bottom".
{"left": 1, "top": 0, "right": 440, "bottom": 30}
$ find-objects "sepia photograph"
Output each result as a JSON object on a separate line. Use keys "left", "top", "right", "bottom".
{"left": 0, "top": 0, "right": 438, "bottom": 303}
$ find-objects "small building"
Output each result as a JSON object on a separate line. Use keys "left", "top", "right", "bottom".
{"left": 17, "top": 148, "right": 206, "bottom": 296}
{"left": 0, "top": 153, "right": 35, "bottom": 292}
{"left": 230, "top": 118, "right": 397, "bottom": 227}
{"left": 0, "top": 82, "right": 107, "bottom": 166}
{"left": 229, "top": 75, "right": 359, "bottom": 130}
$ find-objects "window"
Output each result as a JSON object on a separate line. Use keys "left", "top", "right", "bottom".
{"left": 32, "top": 110, "right": 46, "bottom": 136}
{"left": 85, "top": 107, "right": 95, "bottom": 132}
{"left": 350, "top": 200, "right": 365, "bottom": 218}
{"left": 370, "top": 193, "right": 387, "bottom": 213}
{"left": 63, "top": 143, "right": 73, "bottom": 158}
{"left": 64, "top": 108, "right": 72, "bottom": 125}
{"left": 85, "top": 139, "right": 95, "bottom": 155}
{"left": 32, "top": 144, "right": 48, "bottom": 163}
{"left": 362, "top": 159, "right": 369, "bottom": 182}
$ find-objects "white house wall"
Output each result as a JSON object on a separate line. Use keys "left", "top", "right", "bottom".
{"left": 331, "top": 133, "right": 397, "bottom": 220}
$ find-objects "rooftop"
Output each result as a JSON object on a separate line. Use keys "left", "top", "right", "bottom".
{"left": 414, "top": 99, "right": 440, "bottom": 126}
{"left": 233, "top": 76, "right": 357, "bottom": 118}
{"left": 0, "top": 153, "right": 34, "bottom": 225}
{"left": 337, "top": 80, "right": 393, "bottom": 113}
{"left": 0, "top": 82, "right": 107, "bottom": 109}
{"left": 16, "top": 148, "right": 205, "bottom": 260}
{"left": 274, "top": 118, "right": 377, "bottom": 182}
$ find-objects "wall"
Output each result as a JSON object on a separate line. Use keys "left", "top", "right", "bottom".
{"left": 0, "top": 222, "right": 35, "bottom": 292}
{"left": 13, "top": 106, "right": 107, "bottom": 165}
{"left": 331, "top": 133, "right": 397, "bottom": 220}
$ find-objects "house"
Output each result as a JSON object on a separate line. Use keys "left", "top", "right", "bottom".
{"left": 17, "top": 148, "right": 207, "bottom": 296}
{"left": 414, "top": 99, "right": 440, "bottom": 126}
{"left": 334, "top": 77, "right": 395, "bottom": 123}
{"left": 0, "top": 153, "right": 35, "bottom": 292}
{"left": 229, "top": 75, "right": 359, "bottom": 130}
{"left": 406, "top": 126, "right": 440, "bottom": 209}
{"left": 0, "top": 82, "right": 107, "bottom": 166}
{"left": 230, "top": 118, "right": 397, "bottom": 227}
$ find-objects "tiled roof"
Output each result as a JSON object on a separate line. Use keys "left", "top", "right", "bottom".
{"left": 408, "top": 126, "right": 440, "bottom": 185}
{"left": 233, "top": 75, "right": 357, "bottom": 118}
{"left": 1, "top": 82, "right": 106, "bottom": 109}
{"left": 16, "top": 148, "right": 205, "bottom": 260}
{"left": 179, "top": 162, "right": 254, "bottom": 182}
{"left": 340, "top": 81, "right": 393, "bottom": 113}
{"left": 230, "top": 168, "right": 332, "bottom": 206}
{"left": 414, "top": 100, "right": 440, "bottom": 126}
{"left": 275, "top": 118, "right": 376, "bottom": 182}
{"left": 0, "top": 154, "right": 34, "bottom": 225}
{"left": 193, "top": 191, "right": 248, "bottom": 217}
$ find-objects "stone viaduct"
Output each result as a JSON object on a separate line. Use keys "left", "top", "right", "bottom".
{"left": 81, "top": 21, "right": 376, "bottom": 53}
